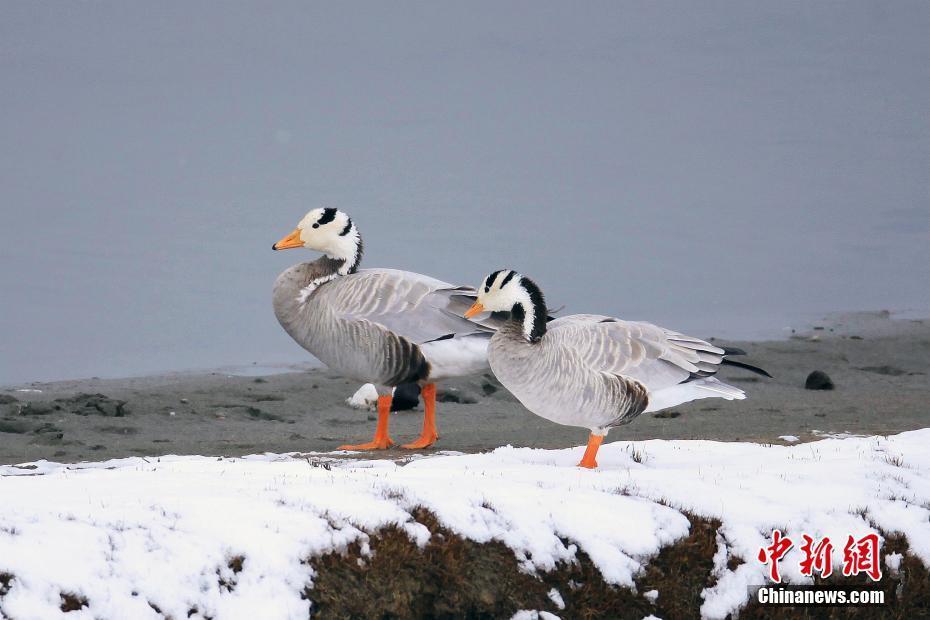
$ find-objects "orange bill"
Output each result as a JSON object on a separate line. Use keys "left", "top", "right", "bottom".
{"left": 464, "top": 302, "right": 484, "bottom": 319}
{"left": 272, "top": 228, "right": 303, "bottom": 250}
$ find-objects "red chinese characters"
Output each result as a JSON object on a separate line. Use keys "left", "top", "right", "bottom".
{"left": 758, "top": 530, "right": 883, "bottom": 583}
{"left": 799, "top": 534, "right": 833, "bottom": 578}
{"left": 842, "top": 533, "right": 882, "bottom": 581}
{"left": 757, "top": 529, "right": 794, "bottom": 583}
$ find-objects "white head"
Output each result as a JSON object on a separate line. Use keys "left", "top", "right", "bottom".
{"left": 465, "top": 270, "right": 548, "bottom": 343}
{"left": 272, "top": 208, "right": 363, "bottom": 274}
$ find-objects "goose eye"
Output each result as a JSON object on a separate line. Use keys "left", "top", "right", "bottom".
{"left": 484, "top": 285, "right": 490, "bottom": 293}
{"left": 312, "top": 223, "right": 320, "bottom": 229}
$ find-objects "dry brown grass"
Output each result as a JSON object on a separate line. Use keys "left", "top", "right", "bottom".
{"left": 306, "top": 511, "right": 930, "bottom": 620}
{"left": 306, "top": 509, "right": 725, "bottom": 619}
{"left": 0, "top": 572, "right": 13, "bottom": 597}
{"left": 59, "top": 591, "right": 88, "bottom": 612}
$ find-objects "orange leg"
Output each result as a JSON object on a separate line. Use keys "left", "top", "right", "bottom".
{"left": 338, "top": 395, "right": 395, "bottom": 450}
{"left": 402, "top": 383, "right": 439, "bottom": 449}
{"left": 578, "top": 433, "right": 604, "bottom": 469}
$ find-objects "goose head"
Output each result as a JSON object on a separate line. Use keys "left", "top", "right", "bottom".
{"left": 465, "top": 270, "right": 548, "bottom": 343}
{"left": 272, "top": 208, "right": 362, "bottom": 274}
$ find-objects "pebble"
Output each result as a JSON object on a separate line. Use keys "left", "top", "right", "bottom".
{"left": 805, "top": 371, "right": 835, "bottom": 390}
{"left": 437, "top": 388, "right": 478, "bottom": 404}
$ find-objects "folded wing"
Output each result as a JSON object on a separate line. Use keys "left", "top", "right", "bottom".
{"left": 317, "top": 268, "right": 498, "bottom": 344}
{"left": 546, "top": 314, "right": 747, "bottom": 414}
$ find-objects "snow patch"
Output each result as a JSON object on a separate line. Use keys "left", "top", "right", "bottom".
{"left": 1, "top": 431, "right": 929, "bottom": 619}
{"left": 811, "top": 429, "right": 864, "bottom": 440}
{"left": 511, "top": 611, "right": 561, "bottom": 620}
{"left": 547, "top": 588, "right": 565, "bottom": 610}
{"left": 885, "top": 552, "right": 903, "bottom": 575}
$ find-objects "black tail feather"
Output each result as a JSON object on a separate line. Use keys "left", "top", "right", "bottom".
{"left": 721, "top": 346, "right": 747, "bottom": 356}
{"left": 721, "top": 358, "right": 773, "bottom": 378}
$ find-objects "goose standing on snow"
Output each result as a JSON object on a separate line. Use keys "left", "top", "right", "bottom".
{"left": 272, "top": 208, "right": 494, "bottom": 450}
{"left": 464, "top": 270, "right": 769, "bottom": 468}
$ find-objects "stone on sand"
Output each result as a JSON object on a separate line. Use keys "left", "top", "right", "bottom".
{"left": 805, "top": 370, "right": 835, "bottom": 390}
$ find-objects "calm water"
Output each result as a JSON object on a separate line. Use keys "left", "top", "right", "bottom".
{"left": 2, "top": 2, "right": 928, "bottom": 384}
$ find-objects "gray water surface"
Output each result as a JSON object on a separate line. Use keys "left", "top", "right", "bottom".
{"left": 2, "top": 2, "right": 928, "bottom": 384}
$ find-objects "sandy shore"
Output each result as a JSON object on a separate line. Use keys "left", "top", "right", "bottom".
{"left": 1, "top": 311, "right": 927, "bottom": 465}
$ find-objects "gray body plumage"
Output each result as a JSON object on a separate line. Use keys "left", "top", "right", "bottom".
{"left": 488, "top": 313, "right": 745, "bottom": 435}
{"left": 273, "top": 257, "right": 494, "bottom": 387}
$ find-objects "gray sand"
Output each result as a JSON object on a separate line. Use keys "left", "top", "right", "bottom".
{"left": 1, "top": 311, "right": 927, "bottom": 465}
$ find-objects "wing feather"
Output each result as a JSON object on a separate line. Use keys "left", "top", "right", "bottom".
{"left": 315, "top": 268, "right": 492, "bottom": 344}
{"left": 546, "top": 315, "right": 726, "bottom": 392}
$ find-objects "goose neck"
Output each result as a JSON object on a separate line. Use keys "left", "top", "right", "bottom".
{"left": 509, "top": 283, "right": 547, "bottom": 343}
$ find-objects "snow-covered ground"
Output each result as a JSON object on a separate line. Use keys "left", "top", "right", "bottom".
{"left": 2, "top": 430, "right": 929, "bottom": 620}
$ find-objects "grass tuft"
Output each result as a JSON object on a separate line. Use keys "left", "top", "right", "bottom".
{"left": 0, "top": 572, "right": 13, "bottom": 597}
{"left": 626, "top": 445, "right": 646, "bottom": 464}
{"left": 59, "top": 591, "right": 88, "bottom": 612}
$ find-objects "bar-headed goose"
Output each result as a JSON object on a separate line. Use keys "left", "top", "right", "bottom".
{"left": 465, "top": 270, "right": 769, "bottom": 468}
{"left": 272, "top": 208, "right": 495, "bottom": 450}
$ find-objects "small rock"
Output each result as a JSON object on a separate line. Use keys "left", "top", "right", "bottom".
{"left": 805, "top": 371, "right": 834, "bottom": 390}
{"left": 437, "top": 388, "right": 478, "bottom": 404}
{"left": 0, "top": 420, "right": 32, "bottom": 434}
{"left": 180, "top": 398, "right": 190, "bottom": 404}
{"left": 33, "top": 422, "right": 63, "bottom": 437}
{"left": 0, "top": 395, "right": 18, "bottom": 405}
{"left": 480, "top": 382, "right": 499, "bottom": 396}
{"left": 244, "top": 406, "right": 283, "bottom": 421}
{"left": 19, "top": 402, "right": 58, "bottom": 416}
{"left": 653, "top": 410, "right": 681, "bottom": 419}
{"left": 58, "top": 394, "right": 129, "bottom": 417}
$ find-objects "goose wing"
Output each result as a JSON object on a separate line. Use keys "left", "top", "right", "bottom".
{"left": 316, "top": 268, "right": 497, "bottom": 344}
{"left": 545, "top": 314, "right": 728, "bottom": 392}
